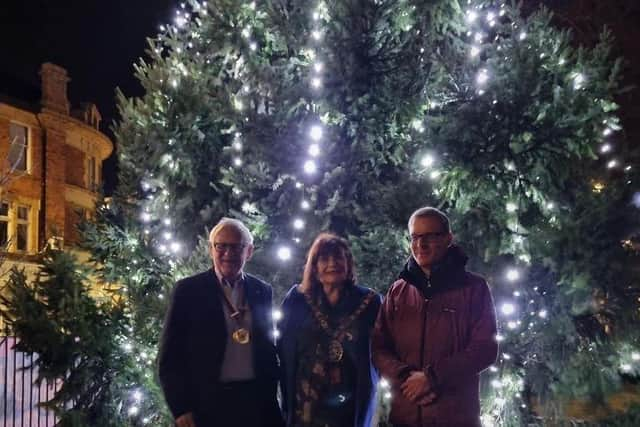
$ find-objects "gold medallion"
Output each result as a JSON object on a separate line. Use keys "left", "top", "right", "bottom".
{"left": 232, "top": 328, "right": 250, "bottom": 344}
{"left": 328, "top": 340, "right": 344, "bottom": 362}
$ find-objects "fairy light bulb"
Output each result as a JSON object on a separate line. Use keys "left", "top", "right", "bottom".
{"left": 420, "top": 154, "right": 435, "bottom": 168}
{"left": 476, "top": 69, "right": 489, "bottom": 85}
{"left": 303, "top": 160, "right": 317, "bottom": 174}
{"left": 309, "top": 144, "right": 321, "bottom": 157}
{"left": 277, "top": 246, "right": 292, "bottom": 261}
{"left": 309, "top": 125, "right": 323, "bottom": 141}
{"left": 501, "top": 302, "right": 516, "bottom": 316}
{"left": 506, "top": 268, "right": 520, "bottom": 282}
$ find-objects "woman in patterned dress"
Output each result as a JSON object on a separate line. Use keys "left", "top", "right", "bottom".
{"left": 278, "top": 233, "right": 382, "bottom": 427}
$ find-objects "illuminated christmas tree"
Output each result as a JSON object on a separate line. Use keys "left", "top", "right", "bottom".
{"left": 3, "top": 0, "right": 639, "bottom": 425}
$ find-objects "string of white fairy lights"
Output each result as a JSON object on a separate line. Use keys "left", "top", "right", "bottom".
{"left": 123, "top": 0, "right": 637, "bottom": 422}
{"left": 419, "top": 2, "right": 635, "bottom": 424}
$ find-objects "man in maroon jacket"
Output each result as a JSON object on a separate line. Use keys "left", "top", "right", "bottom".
{"left": 372, "top": 207, "right": 498, "bottom": 427}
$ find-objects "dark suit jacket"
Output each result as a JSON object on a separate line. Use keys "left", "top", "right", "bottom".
{"left": 158, "top": 269, "right": 281, "bottom": 424}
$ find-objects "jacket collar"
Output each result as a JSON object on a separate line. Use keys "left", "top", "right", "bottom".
{"left": 398, "top": 244, "right": 469, "bottom": 298}
{"left": 209, "top": 269, "right": 261, "bottom": 311}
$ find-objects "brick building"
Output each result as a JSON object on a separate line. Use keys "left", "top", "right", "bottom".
{"left": 0, "top": 62, "right": 113, "bottom": 273}
{"left": 0, "top": 64, "right": 114, "bottom": 424}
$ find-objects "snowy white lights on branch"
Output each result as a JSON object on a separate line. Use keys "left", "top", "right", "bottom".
{"left": 309, "top": 144, "right": 321, "bottom": 157}
{"left": 506, "top": 268, "right": 520, "bottom": 282}
{"left": 420, "top": 154, "right": 435, "bottom": 168}
{"left": 501, "top": 302, "right": 516, "bottom": 316}
{"left": 476, "top": 68, "right": 489, "bottom": 85}
{"left": 310, "top": 125, "right": 323, "bottom": 141}
{"left": 304, "top": 160, "right": 318, "bottom": 174}
{"left": 466, "top": 10, "right": 478, "bottom": 23}
{"left": 277, "top": 246, "right": 292, "bottom": 261}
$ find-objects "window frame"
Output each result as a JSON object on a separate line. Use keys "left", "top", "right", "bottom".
{"left": 0, "top": 201, "right": 9, "bottom": 250}
{"left": 8, "top": 121, "right": 30, "bottom": 174}
{"left": 15, "top": 204, "right": 30, "bottom": 252}
{"left": 86, "top": 155, "right": 98, "bottom": 191}
{"left": 0, "top": 199, "right": 37, "bottom": 254}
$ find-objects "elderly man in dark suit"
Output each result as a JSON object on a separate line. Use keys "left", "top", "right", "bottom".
{"left": 158, "top": 218, "right": 283, "bottom": 427}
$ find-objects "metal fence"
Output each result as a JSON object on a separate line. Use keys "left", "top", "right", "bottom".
{"left": 0, "top": 337, "right": 60, "bottom": 427}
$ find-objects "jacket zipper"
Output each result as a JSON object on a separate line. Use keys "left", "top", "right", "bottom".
{"left": 418, "top": 277, "right": 431, "bottom": 427}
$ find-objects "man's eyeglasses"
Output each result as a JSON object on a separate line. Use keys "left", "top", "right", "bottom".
{"left": 212, "top": 242, "right": 246, "bottom": 253}
{"left": 410, "top": 232, "right": 447, "bottom": 244}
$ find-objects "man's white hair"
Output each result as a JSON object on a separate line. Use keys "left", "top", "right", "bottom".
{"left": 209, "top": 217, "right": 254, "bottom": 245}
{"left": 408, "top": 206, "right": 451, "bottom": 233}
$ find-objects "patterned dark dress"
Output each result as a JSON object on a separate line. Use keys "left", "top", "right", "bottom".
{"left": 293, "top": 288, "right": 364, "bottom": 427}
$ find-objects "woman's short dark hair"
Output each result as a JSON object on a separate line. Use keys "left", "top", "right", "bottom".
{"left": 300, "top": 232, "right": 356, "bottom": 293}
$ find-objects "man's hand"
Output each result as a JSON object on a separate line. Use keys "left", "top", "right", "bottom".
{"left": 175, "top": 412, "right": 196, "bottom": 427}
{"left": 400, "top": 370, "right": 436, "bottom": 403}
{"left": 417, "top": 391, "right": 437, "bottom": 406}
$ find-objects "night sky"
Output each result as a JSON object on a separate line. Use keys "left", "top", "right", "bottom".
{"left": 1, "top": 0, "right": 638, "bottom": 193}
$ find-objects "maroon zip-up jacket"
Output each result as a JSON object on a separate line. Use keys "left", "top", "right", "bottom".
{"left": 372, "top": 246, "right": 498, "bottom": 427}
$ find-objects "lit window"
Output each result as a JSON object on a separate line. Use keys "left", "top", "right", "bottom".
{"left": 9, "top": 123, "right": 28, "bottom": 172}
{"left": 0, "top": 200, "right": 34, "bottom": 253}
{"left": 87, "top": 156, "right": 98, "bottom": 191}
{"left": 16, "top": 205, "right": 29, "bottom": 251}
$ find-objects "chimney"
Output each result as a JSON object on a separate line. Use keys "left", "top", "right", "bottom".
{"left": 39, "top": 63, "right": 70, "bottom": 115}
